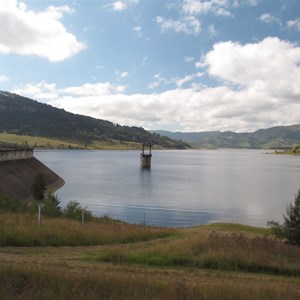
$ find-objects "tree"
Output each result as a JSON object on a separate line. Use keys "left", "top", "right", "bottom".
{"left": 268, "top": 188, "right": 300, "bottom": 245}
{"left": 31, "top": 173, "right": 46, "bottom": 201}
{"left": 31, "top": 173, "right": 46, "bottom": 226}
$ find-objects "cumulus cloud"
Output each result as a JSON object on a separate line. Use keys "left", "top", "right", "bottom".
{"left": 199, "top": 37, "right": 300, "bottom": 100}
{"left": 13, "top": 81, "right": 59, "bottom": 101}
{"left": 0, "top": 0, "right": 85, "bottom": 62}
{"left": 156, "top": 15, "right": 201, "bottom": 35}
{"left": 12, "top": 37, "right": 300, "bottom": 132}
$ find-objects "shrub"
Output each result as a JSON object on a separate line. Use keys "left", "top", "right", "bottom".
{"left": 0, "top": 193, "right": 26, "bottom": 213}
{"left": 292, "top": 144, "right": 300, "bottom": 153}
{"left": 43, "top": 193, "right": 62, "bottom": 217}
{"left": 26, "top": 193, "right": 62, "bottom": 218}
{"left": 64, "top": 201, "right": 92, "bottom": 222}
{"left": 268, "top": 188, "right": 300, "bottom": 245}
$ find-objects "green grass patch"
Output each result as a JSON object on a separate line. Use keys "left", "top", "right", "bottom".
{"left": 96, "top": 231, "right": 300, "bottom": 276}
{"left": 203, "top": 222, "right": 271, "bottom": 236}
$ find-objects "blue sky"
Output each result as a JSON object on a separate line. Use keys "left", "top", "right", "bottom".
{"left": 0, "top": 0, "right": 300, "bottom": 132}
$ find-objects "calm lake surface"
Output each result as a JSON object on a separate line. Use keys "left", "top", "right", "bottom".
{"left": 35, "top": 149, "right": 300, "bottom": 227}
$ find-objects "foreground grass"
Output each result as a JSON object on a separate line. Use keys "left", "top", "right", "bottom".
{"left": 0, "top": 213, "right": 175, "bottom": 246}
{"left": 0, "top": 214, "right": 300, "bottom": 299}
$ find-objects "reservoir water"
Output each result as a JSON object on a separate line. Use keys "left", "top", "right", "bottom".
{"left": 35, "top": 149, "right": 300, "bottom": 227}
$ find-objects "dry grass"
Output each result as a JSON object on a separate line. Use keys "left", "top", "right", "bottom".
{"left": 96, "top": 230, "right": 300, "bottom": 275}
{"left": 0, "top": 214, "right": 300, "bottom": 299}
{"left": 0, "top": 133, "right": 83, "bottom": 149}
{"left": 0, "top": 263, "right": 299, "bottom": 300}
{"left": 0, "top": 213, "right": 176, "bottom": 246}
{"left": 0, "top": 133, "right": 148, "bottom": 150}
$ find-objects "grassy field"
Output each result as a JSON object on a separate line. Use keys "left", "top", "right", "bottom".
{"left": 0, "top": 213, "right": 300, "bottom": 299}
{"left": 270, "top": 147, "right": 300, "bottom": 156}
{"left": 272, "top": 150, "right": 300, "bottom": 156}
{"left": 0, "top": 133, "right": 148, "bottom": 150}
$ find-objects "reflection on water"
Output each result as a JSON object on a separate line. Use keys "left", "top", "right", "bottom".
{"left": 35, "top": 149, "right": 300, "bottom": 227}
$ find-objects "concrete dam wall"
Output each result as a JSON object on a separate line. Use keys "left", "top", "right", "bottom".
{"left": 0, "top": 148, "right": 33, "bottom": 161}
{"left": 0, "top": 148, "right": 64, "bottom": 200}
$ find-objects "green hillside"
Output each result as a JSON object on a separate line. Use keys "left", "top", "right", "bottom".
{"left": 155, "top": 125, "right": 300, "bottom": 149}
{"left": 0, "top": 91, "right": 189, "bottom": 149}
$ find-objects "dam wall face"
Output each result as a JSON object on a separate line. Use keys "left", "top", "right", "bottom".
{"left": 0, "top": 148, "right": 64, "bottom": 200}
{"left": 0, "top": 148, "right": 33, "bottom": 161}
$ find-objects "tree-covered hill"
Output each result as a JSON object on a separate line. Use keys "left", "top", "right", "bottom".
{"left": 0, "top": 91, "right": 189, "bottom": 149}
{"left": 155, "top": 124, "right": 300, "bottom": 149}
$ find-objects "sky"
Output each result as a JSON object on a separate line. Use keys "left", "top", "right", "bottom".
{"left": 0, "top": 0, "right": 300, "bottom": 133}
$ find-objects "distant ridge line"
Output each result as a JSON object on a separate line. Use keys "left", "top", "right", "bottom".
{"left": 153, "top": 124, "right": 300, "bottom": 149}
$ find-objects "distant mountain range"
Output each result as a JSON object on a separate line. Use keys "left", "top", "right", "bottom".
{"left": 0, "top": 91, "right": 189, "bottom": 149}
{"left": 1, "top": 90, "right": 299, "bottom": 150}
{"left": 154, "top": 125, "right": 300, "bottom": 149}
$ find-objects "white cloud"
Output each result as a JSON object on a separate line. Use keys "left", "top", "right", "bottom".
{"left": 0, "top": 75, "right": 9, "bottom": 82}
{"left": 63, "top": 82, "right": 126, "bottom": 97}
{"left": 107, "top": 0, "right": 139, "bottom": 11}
{"left": 182, "top": 0, "right": 231, "bottom": 17}
{"left": 148, "top": 74, "right": 170, "bottom": 89}
{"left": 142, "top": 55, "right": 148, "bottom": 66}
{"left": 116, "top": 71, "right": 129, "bottom": 79}
{"left": 0, "top": 0, "right": 85, "bottom": 62}
{"left": 207, "top": 24, "right": 218, "bottom": 37}
{"left": 149, "top": 72, "right": 203, "bottom": 89}
{"left": 12, "top": 37, "right": 300, "bottom": 132}
{"left": 246, "top": 0, "right": 259, "bottom": 6}
{"left": 258, "top": 13, "right": 281, "bottom": 25}
{"left": 46, "top": 5, "right": 75, "bottom": 18}
{"left": 156, "top": 15, "right": 201, "bottom": 35}
{"left": 133, "top": 26, "right": 143, "bottom": 37}
{"left": 133, "top": 26, "right": 142, "bottom": 32}
{"left": 287, "top": 18, "right": 300, "bottom": 31}
{"left": 113, "top": 1, "right": 127, "bottom": 11}
{"left": 200, "top": 37, "right": 300, "bottom": 99}
{"left": 184, "top": 56, "right": 194, "bottom": 63}
{"left": 175, "top": 75, "right": 194, "bottom": 88}
{"left": 13, "top": 81, "right": 58, "bottom": 101}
